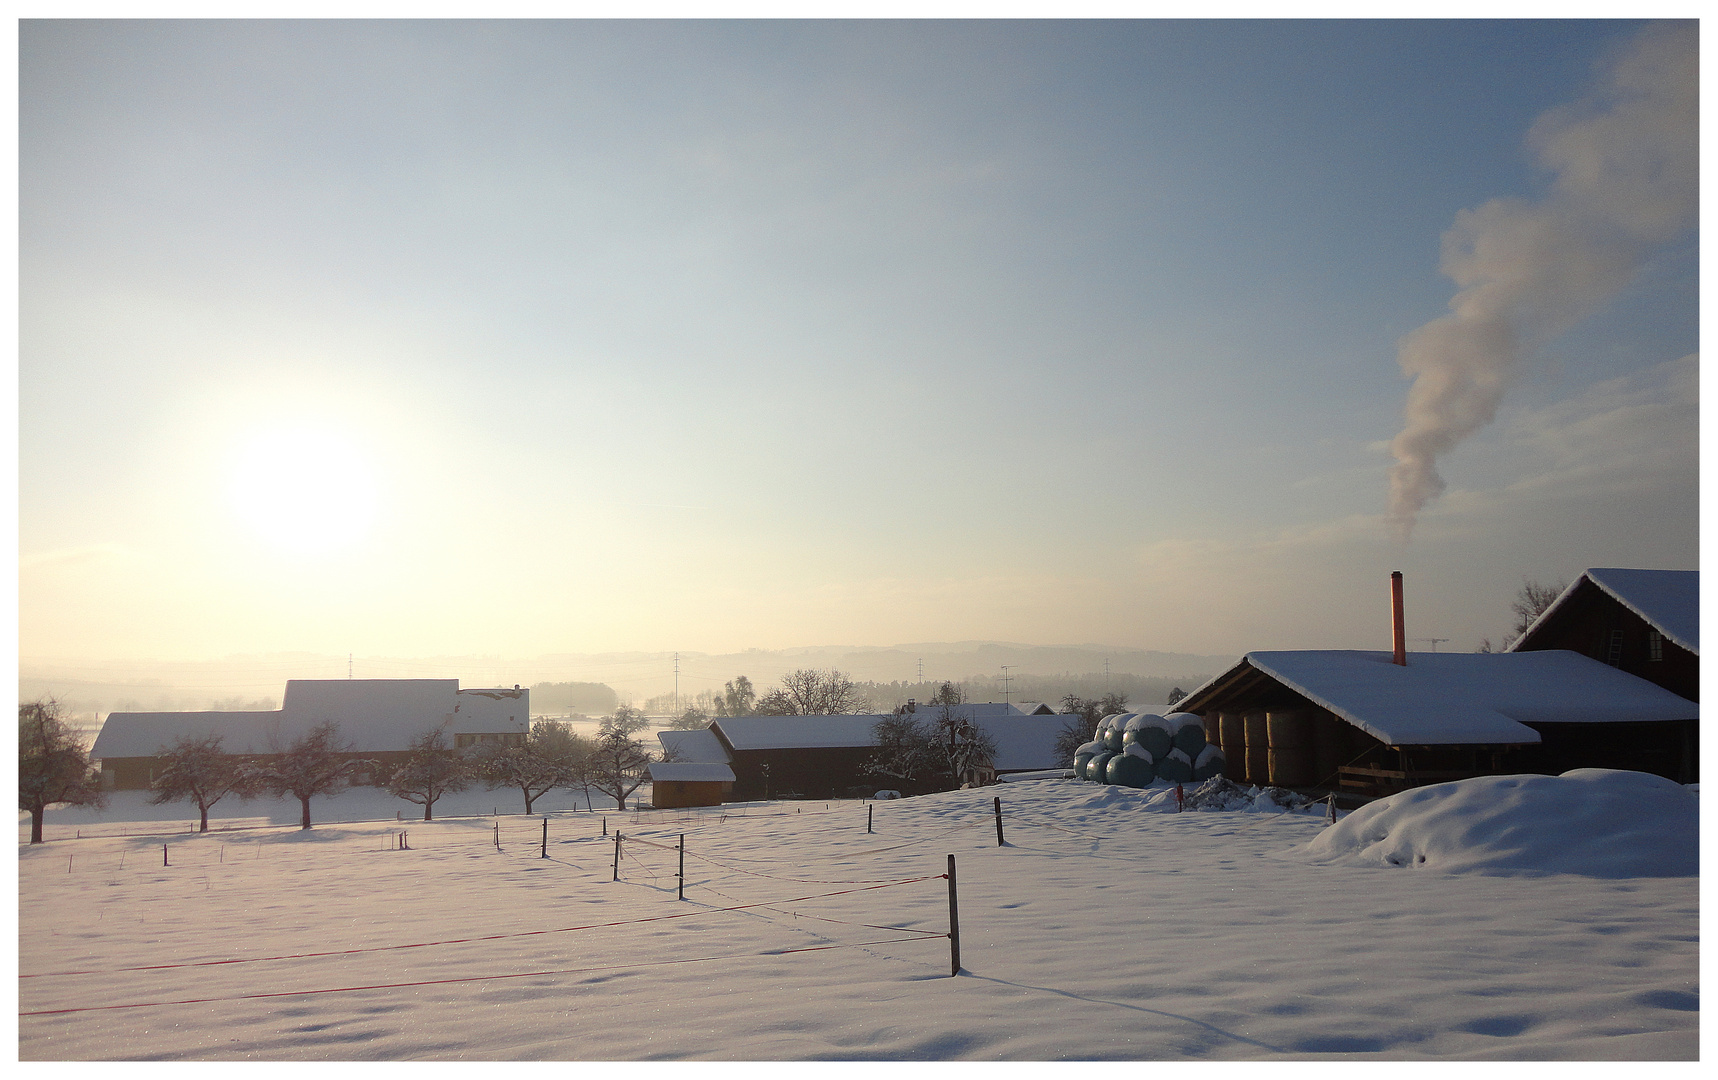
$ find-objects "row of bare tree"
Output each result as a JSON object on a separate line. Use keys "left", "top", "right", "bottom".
{"left": 17, "top": 699, "right": 663, "bottom": 842}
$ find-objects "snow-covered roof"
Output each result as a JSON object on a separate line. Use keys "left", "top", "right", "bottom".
{"left": 646, "top": 762, "right": 736, "bottom": 783}
{"left": 981, "top": 716, "right": 1068, "bottom": 772}
{"left": 1514, "top": 568, "right": 1698, "bottom": 654}
{"left": 91, "top": 679, "right": 526, "bottom": 759}
{"left": 1179, "top": 650, "right": 1698, "bottom": 747}
{"left": 705, "top": 711, "right": 1065, "bottom": 771}
{"left": 713, "top": 715, "right": 885, "bottom": 751}
{"left": 657, "top": 727, "right": 731, "bottom": 763}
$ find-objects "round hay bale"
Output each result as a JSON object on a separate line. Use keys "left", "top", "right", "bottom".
{"left": 1103, "top": 726, "right": 1125, "bottom": 753}
{"left": 1073, "top": 751, "right": 1096, "bottom": 779}
{"left": 1244, "top": 710, "right": 1268, "bottom": 748}
{"left": 1266, "top": 709, "right": 1314, "bottom": 749}
{"left": 1244, "top": 744, "right": 1270, "bottom": 786}
{"left": 1192, "top": 745, "right": 1226, "bottom": 781}
{"left": 1167, "top": 712, "right": 1207, "bottom": 756}
{"left": 1107, "top": 752, "right": 1155, "bottom": 788}
{"left": 1157, "top": 747, "right": 1194, "bottom": 783}
{"left": 1086, "top": 750, "right": 1116, "bottom": 783}
{"left": 1125, "top": 714, "right": 1172, "bottom": 760}
{"left": 1218, "top": 710, "right": 1245, "bottom": 755}
{"left": 1201, "top": 713, "right": 1221, "bottom": 746}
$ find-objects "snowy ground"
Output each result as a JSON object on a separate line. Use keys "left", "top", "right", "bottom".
{"left": 17, "top": 778, "right": 1699, "bottom": 1060}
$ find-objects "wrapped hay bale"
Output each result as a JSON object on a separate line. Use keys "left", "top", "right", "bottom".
{"left": 1191, "top": 744, "right": 1226, "bottom": 781}
{"left": 1157, "top": 747, "right": 1194, "bottom": 783}
{"left": 1100, "top": 714, "right": 1128, "bottom": 753}
{"left": 1107, "top": 750, "right": 1155, "bottom": 788}
{"left": 1167, "top": 712, "right": 1207, "bottom": 757}
{"left": 1073, "top": 747, "right": 1098, "bottom": 779}
{"left": 1086, "top": 750, "right": 1116, "bottom": 783}
{"left": 1123, "top": 713, "right": 1173, "bottom": 759}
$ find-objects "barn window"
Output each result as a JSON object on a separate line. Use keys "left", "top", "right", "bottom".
{"left": 1648, "top": 629, "right": 1664, "bottom": 662}
{"left": 1606, "top": 629, "right": 1624, "bottom": 666}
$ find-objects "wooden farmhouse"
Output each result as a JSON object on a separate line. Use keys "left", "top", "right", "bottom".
{"left": 89, "top": 679, "right": 529, "bottom": 790}
{"left": 1176, "top": 649, "right": 1699, "bottom": 799}
{"left": 654, "top": 703, "right": 1068, "bottom": 801}
{"left": 1510, "top": 568, "right": 1698, "bottom": 702}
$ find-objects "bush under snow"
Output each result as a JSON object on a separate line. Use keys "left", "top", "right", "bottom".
{"left": 1295, "top": 769, "right": 1698, "bottom": 878}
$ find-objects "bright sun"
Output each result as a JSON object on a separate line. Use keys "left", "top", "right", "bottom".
{"left": 227, "top": 427, "right": 380, "bottom": 555}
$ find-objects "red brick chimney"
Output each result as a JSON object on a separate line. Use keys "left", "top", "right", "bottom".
{"left": 1391, "top": 571, "right": 1407, "bottom": 666}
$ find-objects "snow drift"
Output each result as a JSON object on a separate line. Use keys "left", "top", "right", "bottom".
{"left": 1294, "top": 770, "right": 1697, "bottom": 878}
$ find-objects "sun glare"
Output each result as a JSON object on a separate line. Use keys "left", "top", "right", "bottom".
{"left": 227, "top": 427, "right": 379, "bottom": 555}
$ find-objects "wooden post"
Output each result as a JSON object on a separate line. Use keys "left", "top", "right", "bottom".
{"left": 946, "top": 854, "right": 961, "bottom": 977}
{"left": 1326, "top": 792, "right": 1337, "bottom": 825}
{"left": 494, "top": 822, "right": 500, "bottom": 849}
{"left": 163, "top": 844, "right": 168, "bottom": 867}
{"left": 603, "top": 816, "right": 607, "bottom": 837}
{"left": 678, "top": 834, "right": 685, "bottom": 901}
{"left": 992, "top": 796, "right": 1004, "bottom": 846}
{"left": 868, "top": 805, "right": 873, "bottom": 834}
{"left": 612, "top": 834, "right": 621, "bottom": 881}
{"left": 541, "top": 817, "right": 548, "bottom": 858}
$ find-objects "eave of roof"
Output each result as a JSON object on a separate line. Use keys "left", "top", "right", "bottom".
{"left": 1513, "top": 568, "right": 1699, "bottom": 655}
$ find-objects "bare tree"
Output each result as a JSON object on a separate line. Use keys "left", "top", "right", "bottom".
{"left": 387, "top": 729, "right": 473, "bottom": 821}
{"left": 1053, "top": 691, "right": 1129, "bottom": 764}
{"left": 19, "top": 698, "right": 106, "bottom": 844}
{"left": 1510, "top": 579, "right": 1569, "bottom": 641}
{"left": 664, "top": 705, "right": 711, "bottom": 730}
{"left": 931, "top": 687, "right": 997, "bottom": 786}
{"left": 478, "top": 720, "right": 589, "bottom": 814}
{"left": 587, "top": 715, "right": 653, "bottom": 811}
{"left": 259, "top": 721, "right": 368, "bottom": 830}
{"left": 148, "top": 733, "right": 260, "bottom": 832}
{"left": 756, "top": 669, "right": 870, "bottom": 715}
{"left": 866, "top": 710, "right": 938, "bottom": 791}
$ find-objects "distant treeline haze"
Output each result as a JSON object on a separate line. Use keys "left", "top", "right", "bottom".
{"left": 641, "top": 672, "right": 1206, "bottom": 717}
{"left": 529, "top": 681, "right": 621, "bottom": 716}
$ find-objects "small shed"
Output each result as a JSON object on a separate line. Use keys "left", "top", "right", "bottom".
{"left": 645, "top": 761, "right": 736, "bottom": 808}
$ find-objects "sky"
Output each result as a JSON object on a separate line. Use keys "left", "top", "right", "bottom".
{"left": 16, "top": 18, "right": 1700, "bottom": 670}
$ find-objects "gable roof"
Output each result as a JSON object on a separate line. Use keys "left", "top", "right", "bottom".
{"left": 1177, "top": 650, "right": 1698, "bottom": 747}
{"left": 1513, "top": 568, "right": 1698, "bottom": 654}
{"left": 712, "top": 714, "right": 885, "bottom": 751}
{"left": 91, "top": 679, "right": 526, "bottom": 759}
{"left": 657, "top": 727, "right": 731, "bottom": 763}
{"left": 700, "top": 711, "right": 1066, "bottom": 771}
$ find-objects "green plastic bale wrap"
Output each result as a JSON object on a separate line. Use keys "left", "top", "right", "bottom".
{"left": 1086, "top": 751, "right": 1116, "bottom": 782}
{"left": 1191, "top": 744, "right": 1226, "bottom": 781}
{"left": 1157, "top": 748, "right": 1194, "bottom": 783}
{"left": 1124, "top": 714, "right": 1173, "bottom": 760}
{"left": 1073, "top": 751, "right": 1096, "bottom": 779}
{"left": 1167, "top": 712, "right": 1207, "bottom": 756}
{"left": 1102, "top": 722, "right": 1126, "bottom": 753}
{"left": 1107, "top": 752, "right": 1155, "bottom": 788}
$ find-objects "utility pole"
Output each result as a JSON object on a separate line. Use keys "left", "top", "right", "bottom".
{"left": 674, "top": 652, "right": 680, "bottom": 714}
{"left": 1001, "top": 666, "right": 1012, "bottom": 706}
{"left": 348, "top": 653, "right": 353, "bottom": 679}
{"left": 917, "top": 657, "right": 923, "bottom": 682}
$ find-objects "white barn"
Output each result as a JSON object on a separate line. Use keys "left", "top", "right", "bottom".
{"left": 90, "top": 679, "right": 529, "bottom": 789}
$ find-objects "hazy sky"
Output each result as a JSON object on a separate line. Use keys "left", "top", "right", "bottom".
{"left": 18, "top": 19, "right": 1699, "bottom": 667}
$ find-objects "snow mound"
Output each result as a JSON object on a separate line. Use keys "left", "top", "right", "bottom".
{"left": 1295, "top": 769, "right": 1698, "bottom": 878}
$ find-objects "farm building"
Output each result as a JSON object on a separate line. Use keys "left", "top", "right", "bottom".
{"left": 89, "top": 679, "right": 529, "bottom": 790}
{"left": 1176, "top": 648, "right": 1699, "bottom": 799}
{"left": 644, "top": 761, "right": 736, "bottom": 808}
{"left": 655, "top": 704, "right": 1068, "bottom": 800}
{"left": 1510, "top": 567, "right": 1698, "bottom": 702}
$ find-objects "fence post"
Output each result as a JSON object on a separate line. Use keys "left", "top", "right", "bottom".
{"left": 1177, "top": 783, "right": 1184, "bottom": 813}
{"left": 603, "top": 816, "right": 608, "bottom": 837}
{"left": 541, "top": 817, "right": 548, "bottom": 858}
{"left": 946, "top": 854, "right": 961, "bottom": 977}
{"left": 494, "top": 822, "right": 500, "bottom": 849}
{"left": 868, "top": 805, "right": 873, "bottom": 834}
{"left": 993, "top": 796, "right": 1005, "bottom": 846}
{"left": 1326, "top": 792, "right": 1337, "bottom": 825}
{"left": 163, "top": 844, "right": 168, "bottom": 867}
{"left": 678, "top": 834, "right": 685, "bottom": 901}
{"left": 612, "top": 834, "right": 621, "bottom": 881}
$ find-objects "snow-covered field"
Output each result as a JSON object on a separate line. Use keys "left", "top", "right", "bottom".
{"left": 18, "top": 776, "right": 1699, "bottom": 1060}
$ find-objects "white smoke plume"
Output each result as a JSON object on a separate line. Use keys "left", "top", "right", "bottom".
{"left": 1386, "top": 22, "right": 1697, "bottom": 540}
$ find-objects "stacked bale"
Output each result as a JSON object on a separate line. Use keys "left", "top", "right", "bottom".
{"left": 1266, "top": 709, "right": 1316, "bottom": 787}
{"left": 1218, "top": 710, "right": 1246, "bottom": 771}
{"left": 1075, "top": 712, "right": 1227, "bottom": 788}
{"left": 1243, "top": 710, "right": 1270, "bottom": 786}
